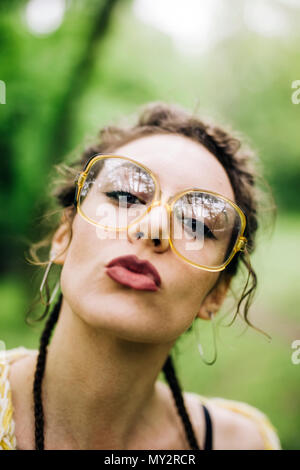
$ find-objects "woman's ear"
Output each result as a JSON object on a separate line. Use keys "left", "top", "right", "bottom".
{"left": 197, "top": 273, "right": 232, "bottom": 320}
{"left": 50, "top": 212, "right": 73, "bottom": 265}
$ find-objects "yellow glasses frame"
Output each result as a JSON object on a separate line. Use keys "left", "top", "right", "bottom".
{"left": 74, "top": 154, "right": 248, "bottom": 272}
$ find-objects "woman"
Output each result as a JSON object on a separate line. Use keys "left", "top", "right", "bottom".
{"left": 0, "top": 102, "right": 282, "bottom": 450}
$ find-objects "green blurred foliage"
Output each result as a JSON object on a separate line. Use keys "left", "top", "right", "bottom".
{"left": 0, "top": 0, "right": 299, "bottom": 450}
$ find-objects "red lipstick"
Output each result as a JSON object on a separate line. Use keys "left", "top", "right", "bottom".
{"left": 105, "top": 255, "right": 161, "bottom": 291}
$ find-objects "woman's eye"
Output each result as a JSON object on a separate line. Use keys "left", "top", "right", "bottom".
{"left": 105, "top": 191, "right": 145, "bottom": 206}
{"left": 185, "top": 218, "right": 216, "bottom": 240}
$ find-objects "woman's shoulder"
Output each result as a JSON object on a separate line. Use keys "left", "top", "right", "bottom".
{"left": 0, "top": 346, "right": 37, "bottom": 363}
{"left": 185, "top": 391, "right": 282, "bottom": 450}
{"left": 0, "top": 346, "right": 38, "bottom": 450}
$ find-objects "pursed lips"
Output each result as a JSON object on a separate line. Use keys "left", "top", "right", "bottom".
{"left": 105, "top": 255, "right": 161, "bottom": 291}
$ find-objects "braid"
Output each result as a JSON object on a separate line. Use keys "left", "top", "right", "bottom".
{"left": 33, "top": 293, "right": 63, "bottom": 450}
{"left": 32, "top": 298, "right": 200, "bottom": 450}
{"left": 163, "top": 355, "right": 201, "bottom": 450}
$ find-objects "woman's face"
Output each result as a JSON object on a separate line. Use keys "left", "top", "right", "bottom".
{"left": 53, "top": 133, "right": 235, "bottom": 343}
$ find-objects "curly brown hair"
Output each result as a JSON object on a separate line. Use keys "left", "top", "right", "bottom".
{"left": 25, "top": 101, "right": 276, "bottom": 450}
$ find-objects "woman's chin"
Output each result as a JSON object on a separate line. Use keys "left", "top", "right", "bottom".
{"left": 67, "top": 288, "right": 180, "bottom": 343}
{"left": 76, "top": 306, "right": 174, "bottom": 344}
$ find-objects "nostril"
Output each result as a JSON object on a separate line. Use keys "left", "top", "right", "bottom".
{"left": 136, "top": 231, "right": 144, "bottom": 240}
{"left": 153, "top": 239, "right": 160, "bottom": 247}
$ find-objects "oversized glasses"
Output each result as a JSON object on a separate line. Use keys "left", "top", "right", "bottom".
{"left": 74, "top": 154, "right": 247, "bottom": 272}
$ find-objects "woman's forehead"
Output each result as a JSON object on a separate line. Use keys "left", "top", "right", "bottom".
{"left": 113, "top": 133, "right": 235, "bottom": 202}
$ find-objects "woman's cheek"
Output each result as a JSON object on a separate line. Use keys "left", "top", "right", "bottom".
{"left": 71, "top": 217, "right": 103, "bottom": 261}
{"left": 169, "top": 270, "right": 216, "bottom": 318}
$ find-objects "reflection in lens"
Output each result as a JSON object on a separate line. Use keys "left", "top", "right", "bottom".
{"left": 78, "top": 157, "right": 156, "bottom": 229}
{"left": 171, "top": 191, "right": 241, "bottom": 268}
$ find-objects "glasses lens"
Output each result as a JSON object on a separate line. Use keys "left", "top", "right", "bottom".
{"left": 171, "top": 191, "right": 242, "bottom": 268}
{"left": 78, "top": 157, "right": 156, "bottom": 229}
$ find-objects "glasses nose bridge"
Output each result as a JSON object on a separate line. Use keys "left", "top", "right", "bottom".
{"left": 150, "top": 199, "right": 172, "bottom": 215}
{"left": 134, "top": 198, "right": 171, "bottom": 241}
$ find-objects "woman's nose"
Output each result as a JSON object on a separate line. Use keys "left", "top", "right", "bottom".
{"left": 127, "top": 203, "right": 170, "bottom": 253}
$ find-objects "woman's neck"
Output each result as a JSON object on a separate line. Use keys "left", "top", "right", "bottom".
{"left": 42, "top": 297, "right": 176, "bottom": 449}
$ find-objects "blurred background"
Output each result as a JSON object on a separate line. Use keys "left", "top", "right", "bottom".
{"left": 0, "top": 0, "right": 299, "bottom": 450}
